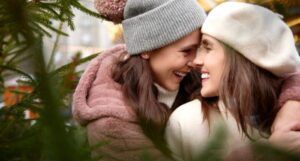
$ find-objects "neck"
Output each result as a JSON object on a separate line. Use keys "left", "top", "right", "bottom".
{"left": 154, "top": 83, "right": 179, "bottom": 108}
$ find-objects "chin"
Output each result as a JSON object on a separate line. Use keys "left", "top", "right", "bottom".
{"left": 201, "top": 89, "right": 218, "bottom": 98}
{"left": 165, "top": 85, "right": 180, "bottom": 92}
{"left": 167, "top": 87, "right": 179, "bottom": 92}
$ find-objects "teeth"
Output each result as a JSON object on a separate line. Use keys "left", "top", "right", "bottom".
{"left": 201, "top": 73, "right": 210, "bottom": 79}
{"left": 174, "top": 71, "right": 186, "bottom": 77}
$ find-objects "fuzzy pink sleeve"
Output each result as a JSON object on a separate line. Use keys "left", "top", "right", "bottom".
{"left": 278, "top": 73, "right": 300, "bottom": 107}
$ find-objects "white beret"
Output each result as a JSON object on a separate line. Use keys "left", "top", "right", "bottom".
{"left": 202, "top": 2, "right": 300, "bottom": 77}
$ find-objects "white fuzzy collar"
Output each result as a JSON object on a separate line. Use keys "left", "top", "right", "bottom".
{"left": 154, "top": 83, "right": 179, "bottom": 108}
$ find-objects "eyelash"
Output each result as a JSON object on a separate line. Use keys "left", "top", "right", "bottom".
{"left": 182, "top": 49, "right": 195, "bottom": 56}
{"left": 205, "top": 46, "right": 211, "bottom": 51}
{"left": 201, "top": 45, "right": 211, "bottom": 52}
{"left": 183, "top": 49, "right": 192, "bottom": 53}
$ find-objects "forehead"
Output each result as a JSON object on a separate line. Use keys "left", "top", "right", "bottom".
{"left": 169, "top": 30, "right": 201, "bottom": 47}
{"left": 201, "top": 34, "right": 221, "bottom": 46}
{"left": 149, "top": 30, "right": 201, "bottom": 54}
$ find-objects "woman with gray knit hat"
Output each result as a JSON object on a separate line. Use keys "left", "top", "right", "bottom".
{"left": 166, "top": 2, "right": 300, "bottom": 161}
{"left": 72, "top": 0, "right": 206, "bottom": 160}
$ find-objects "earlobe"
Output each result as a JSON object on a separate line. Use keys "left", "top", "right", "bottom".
{"left": 141, "top": 52, "right": 150, "bottom": 59}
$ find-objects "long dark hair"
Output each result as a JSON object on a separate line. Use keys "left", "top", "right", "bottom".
{"left": 198, "top": 43, "right": 283, "bottom": 139}
{"left": 112, "top": 53, "right": 200, "bottom": 156}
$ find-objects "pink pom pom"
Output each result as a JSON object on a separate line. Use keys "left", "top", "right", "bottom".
{"left": 94, "top": 0, "right": 127, "bottom": 24}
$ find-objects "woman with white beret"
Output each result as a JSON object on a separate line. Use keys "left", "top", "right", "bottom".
{"left": 166, "top": 2, "right": 300, "bottom": 161}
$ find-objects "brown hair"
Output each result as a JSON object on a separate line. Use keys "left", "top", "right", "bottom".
{"left": 112, "top": 54, "right": 200, "bottom": 156}
{"left": 198, "top": 43, "right": 283, "bottom": 138}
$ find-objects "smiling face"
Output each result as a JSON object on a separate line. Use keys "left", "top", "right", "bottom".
{"left": 193, "top": 34, "right": 226, "bottom": 97}
{"left": 143, "top": 30, "right": 200, "bottom": 92}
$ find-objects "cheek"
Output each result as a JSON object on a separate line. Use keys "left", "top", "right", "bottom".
{"left": 201, "top": 57, "right": 225, "bottom": 97}
{"left": 149, "top": 58, "right": 170, "bottom": 84}
{"left": 203, "top": 78, "right": 220, "bottom": 97}
{"left": 214, "top": 66, "right": 224, "bottom": 82}
{"left": 151, "top": 55, "right": 184, "bottom": 72}
{"left": 150, "top": 59, "right": 169, "bottom": 74}
{"left": 212, "top": 72, "right": 222, "bottom": 93}
{"left": 211, "top": 60, "right": 225, "bottom": 93}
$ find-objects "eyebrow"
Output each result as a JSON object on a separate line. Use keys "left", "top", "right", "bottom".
{"left": 181, "top": 44, "right": 198, "bottom": 50}
{"left": 201, "top": 39, "right": 212, "bottom": 47}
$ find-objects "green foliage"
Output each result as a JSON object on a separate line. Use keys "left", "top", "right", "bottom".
{"left": 252, "top": 141, "right": 300, "bottom": 161}
{"left": 194, "top": 125, "right": 228, "bottom": 161}
{"left": 0, "top": 1, "right": 101, "bottom": 161}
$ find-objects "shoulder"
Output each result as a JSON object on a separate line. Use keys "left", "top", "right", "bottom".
{"left": 169, "top": 99, "right": 202, "bottom": 123}
{"left": 94, "top": 44, "right": 127, "bottom": 69}
{"left": 86, "top": 44, "right": 127, "bottom": 87}
{"left": 77, "top": 44, "right": 127, "bottom": 85}
{"left": 166, "top": 99, "right": 204, "bottom": 139}
{"left": 97, "top": 44, "right": 126, "bottom": 59}
{"left": 72, "top": 44, "right": 134, "bottom": 125}
{"left": 166, "top": 99, "right": 210, "bottom": 161}
{"left": 279, "top": 72, "right": 300, "bottom": 107}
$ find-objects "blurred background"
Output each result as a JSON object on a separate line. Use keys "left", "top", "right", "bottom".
{"left": 3, "top": 0, "right": 300, "bottom": 93}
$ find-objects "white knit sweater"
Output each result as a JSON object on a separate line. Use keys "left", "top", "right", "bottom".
{"left": 165, "top": 99, "right": 263, "bottom": 161}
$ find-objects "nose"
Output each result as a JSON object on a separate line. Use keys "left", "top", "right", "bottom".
{"left": 186, "top": 51, "right": 198, "bottom": 68}
{"left": 187, "top": 60, "right": 194, "bottom": 68}
{"left": 192, "top": 51, "right": 204, "bottom": 68}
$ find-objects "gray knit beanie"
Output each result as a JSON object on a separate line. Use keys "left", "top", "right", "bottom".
{"left": 122, "top": 0, "right": 206, "bottom": 55}
{"left": 94, "top": 0, "right": 206, "bottom": 55}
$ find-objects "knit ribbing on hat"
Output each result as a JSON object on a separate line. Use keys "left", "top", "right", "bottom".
{"left": 122, "top": 0, "right": 206, "bottom": 55}
{"left": 202, "top": 2, "right": 300, "bottom": 77}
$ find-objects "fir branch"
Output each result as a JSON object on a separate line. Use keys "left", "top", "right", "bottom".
{"left": 47, "top": 22, "right": 64, "bottom": 71}
{"left": 3, "top": 41, "right": 27, "bottom": 55}
{"left": 13, "top": 53, "right": 34, "bottom": 67}
{"left": 58, "top": 0, "right": 75, "bottom": 30}
{"left": 30, "top": 8, "right": 53, "bottom": 24}
{"left": 0, "top": 65, "right": 36, "bottom": 84}
{"left": 252, "top": 141, "right": 300, "bottom": 160}
{"left": 50, "top": 53, "right": 98, "bottom": 76}
{"left": 37, "top": 4, "right": 62, "bottom": 20}
{"left": 67, "top": 17, "right": 75, "bottom": 30}
{"left": 70, "top": 0, "right": 103, "bottom": 19}
{"left": 29, "top": 22, "right": 52, "bottom": 37}
{"left": 5, "top": 44, "right": 28, "bottom": 57}
{"left": 5, "top": 44, "right": 30, "bottom": 66}
{"left": 6, "top": 50, "right": 30, "bottom": 66}
{"left": 41, "top": 22, "right": 68, "bottom": 36}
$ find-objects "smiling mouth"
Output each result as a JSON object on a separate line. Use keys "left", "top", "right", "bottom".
{"left": 201, "top": 73, "right": 210, "bottom": 80}
{"left": 174, "top": 71, "right": 187, "bottom": 78}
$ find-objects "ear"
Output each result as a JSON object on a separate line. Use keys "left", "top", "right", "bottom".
{"left": 140, "top": 52, "right": 150, "bottom": 59}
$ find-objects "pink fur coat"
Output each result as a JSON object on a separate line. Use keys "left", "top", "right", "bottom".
{"left": 72, "top": 44, "right": 171, "bottom": 161}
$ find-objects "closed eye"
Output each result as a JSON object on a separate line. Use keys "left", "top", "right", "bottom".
{"left": 204, "top": 46, "right": 211, "bottom": 51}
{"left": 182, "top": 47, "right": 197, "bottom": 56}
{"left": 200, "top": 40, "right": 212, "bottom": 52}
{"left": 199, "top": 45, "right": 211, "bottom": 53}
{"left": 183, "top": 49, "right": 193, "bottom": 53}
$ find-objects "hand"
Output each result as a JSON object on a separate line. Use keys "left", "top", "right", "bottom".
{"left": 269, "top": 100, "right": 300, "bottom": 153}
{"left": 269, "top": 121, "right": 300, "bottom": 153}
{"left": 272, "top": 101, "right": 300, "bottom": 132}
